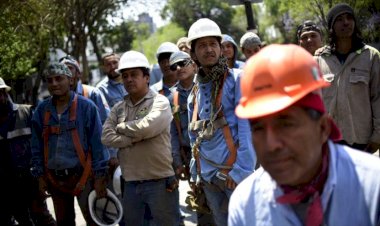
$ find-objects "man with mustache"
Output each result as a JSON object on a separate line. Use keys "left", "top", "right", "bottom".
{"left": 314, "top": 3, "right": 380, "bottom": 153}
{"left": 102, "top": 51, "right": 180, "bottom": 226}
{"left": 187, "top": 18, "right": 256, "bottom": 226}
{"left": 229, "top": 43, "right": 380, "bottom": 226}
{"left": 97, "top": 53, "right": 127, "bottom": 109}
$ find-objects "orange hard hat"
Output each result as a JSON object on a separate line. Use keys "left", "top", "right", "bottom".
{"left": 236, "top": 44, "right": 330, "bottom": 119}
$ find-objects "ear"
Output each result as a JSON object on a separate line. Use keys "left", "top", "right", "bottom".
{"left": 319, "top": 114, "right": 331, "bottom": 143}
{"left": 190, "top": 51, "right": 197, "bottom": 62}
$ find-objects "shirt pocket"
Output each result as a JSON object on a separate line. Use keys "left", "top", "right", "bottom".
{"left": 349, "top": 70, "right": 370, "bottom": 98}
{"left": 349, "top": 70, "right": 369, "bottom": 85}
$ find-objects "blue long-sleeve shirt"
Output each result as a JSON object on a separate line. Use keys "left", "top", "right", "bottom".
{"left": 188, "top": 69, "right": 256, "bottom": 184}
{"left": 170, "top": 83, "right": 194, "bottom": 168}
{"left": 96, "top": 77, "right": 127, "bottom": 109}
{"left": 31, "top": 92, "right": 109, "bottom": 177}
{"left": 76, "top": 80, "right": 109, "bottom": 124}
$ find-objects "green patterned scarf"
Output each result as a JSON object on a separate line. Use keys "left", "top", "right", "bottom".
{"left": 197, "top": 56, "right": 228, "bottom": 84}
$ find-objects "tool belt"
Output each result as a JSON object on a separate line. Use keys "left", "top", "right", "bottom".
{"left": 189, "top": 117, "right": 228, "bottom": 140}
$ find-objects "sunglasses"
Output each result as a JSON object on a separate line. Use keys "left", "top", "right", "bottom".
{"left": 170, "top": 60, "right": 191, "bottom": 71}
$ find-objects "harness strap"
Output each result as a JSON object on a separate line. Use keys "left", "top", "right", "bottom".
{"left": 43, "top": 94, "right": 92, "bottom": 196}
{"left": 173, "top": 91, "right": 184, "bottom": 146}
{"left": 191, "top": 72, "right": 238, "bottom": 177}
{"left": 82, "top": 84, "right": 89, "bottom": 98}
{"left": 215, "top": 74, "right": 238, "bottom": 175}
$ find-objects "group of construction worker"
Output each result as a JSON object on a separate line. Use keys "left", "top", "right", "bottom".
{"left": 1, "top": 2, "right": 380, "bottom": 226}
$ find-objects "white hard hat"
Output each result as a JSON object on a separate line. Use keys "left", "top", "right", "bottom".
{"left": 88, "top": 189, "right": 123, "bottom": 226}
{"left": 240, "top": 32, "right": 261, "bottom": 48}
{"left": 156, "top": 42, "right": 179, "bottom": 59}
{"left": 113, "top": 166, "right": 122, "bottom": 196}
{"left": 116, "top": 50, "right": 150, "bottom": 73}
{"left": 169, "top": 51, "right": 191, "bottom": 66}
{"left": 187, "top": 18, "right": 222, "bottom": 47}
{"left": 0, "top": 77, "right": 11, "bottom": 92}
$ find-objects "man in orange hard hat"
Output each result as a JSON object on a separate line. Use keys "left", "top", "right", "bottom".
{"left": 228, "top": 44, "right": 380, "bottom": 226}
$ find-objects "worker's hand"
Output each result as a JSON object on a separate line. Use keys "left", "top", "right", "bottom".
{"left": 94, "top": 177, "right": 107, "bottom": 198}
{"left": 225, "top": 175, "right": 237, "bottom": 190}
{"left": 366, "top": 142, "right": 380, "bottom": 153}
{"left": 116, "top": 122, "right": 126, "bottom": 133}
{"left": 108, "top": 157, "right": 119, "bottom": 175}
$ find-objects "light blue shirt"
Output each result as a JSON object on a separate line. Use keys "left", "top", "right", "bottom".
{"left": 188, "top": 69, "right": 256, "bottom": 184}
{"left": 96, "top": 77, "right": 127, "bottom": 109}
{"left": 229, "top": 141, "right": 380, "bottom": 226}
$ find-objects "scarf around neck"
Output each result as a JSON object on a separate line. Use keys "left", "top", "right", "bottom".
{"left": 196, "top": 56, "right": 228, "bottom": 84}
{"left": 276, "top": 145, "right": 329, "bottom": 226}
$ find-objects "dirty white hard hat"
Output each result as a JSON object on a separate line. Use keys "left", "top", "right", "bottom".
{"left": 88, "top": 188, "right": 123, "bottom": 226}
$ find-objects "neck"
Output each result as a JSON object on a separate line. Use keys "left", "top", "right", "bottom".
{"left": 110, "top": 74, "right": 122, "bottom": 83}
{"left": 130, "top": 89, "right": 149, "bottom": 105}
{"left": 179, "top": 77, "right": 194, "bottom": 90}
{"left": 53, "top": 92, "right": 71, "bottom": 113}
{"left": 336, "top": 38, "right": 352, "bottom": 54}
{"left": 228, "top": 58, "right": 234, "bottom": 68}
{"left": 163, "top": 77, "right": 176, "bottom": 87}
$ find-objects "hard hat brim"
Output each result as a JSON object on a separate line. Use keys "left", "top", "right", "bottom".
{"left": 236, "top": 80, "right": 330, "bottom": 119}
{"left": 88, "top": 188, "right": 123, "bottom": 226}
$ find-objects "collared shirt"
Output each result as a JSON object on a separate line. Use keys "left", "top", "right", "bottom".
{"left": 76, "top": 80, "right": 109, "bottom": 124}
{"left": 234, "top": 60, "right": 245, "bottom": 69}
{"left": 96, "top": 76, "right": 127, "bottom": 109}
{"left": 101, "top": 89, "right": 175, "bottom": 181}
{"left": 170, "top": 82, "right": 194, "bottom": 168}
{"left": 315, "top": 45, "right": 380, "bottom": 145}
{"left": 31, "top": 91, "right": 109, "bottom": 177}
{"left": 228, "top": 141, "right": 380, "bottom": 226}
{"left": 188, "top": 69, "right": 256, "bottom": 184}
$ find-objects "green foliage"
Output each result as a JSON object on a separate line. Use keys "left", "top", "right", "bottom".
{"left": 103, "top": 20, "right": 135, "bottom": 53}
{"left": 162, "top": 0, "right": 237, "bottom": 34}
{"left": 132, "top": 22, "right": 186, "bottom": 64}
{"left": 0, "top": 0, "right": 54, "bottom": 80}
{"left": 261, "top": 0, "right": 380, "bottom": 44}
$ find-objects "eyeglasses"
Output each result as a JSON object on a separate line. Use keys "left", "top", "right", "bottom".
{"left": 170, "top": 60, "right": 192, "bottom": 71}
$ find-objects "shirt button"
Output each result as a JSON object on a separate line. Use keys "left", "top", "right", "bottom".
{"left": 205, "top": 109, "right": 209, "bottom": 113}
{"left": 205, "top": 100, "right": 209, "bottom": 104}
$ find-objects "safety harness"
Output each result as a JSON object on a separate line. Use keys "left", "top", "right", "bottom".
{"left": 190, "top": 72, "right": 238, "bottom": 179}
{"left": 43, "top": 94, "right": 92, "bottom": 196}
{"left": 172, "top": 91, "right": 191, "bottom": 181}
{"left": 82, "top": 84, "right": 89, "bottom": 98}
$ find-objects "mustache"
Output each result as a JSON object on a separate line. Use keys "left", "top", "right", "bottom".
{"left": 204, "top": 52, "right": 216, "bottom": 58}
